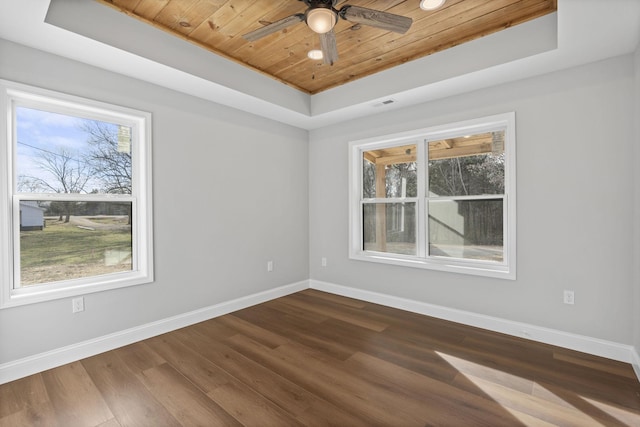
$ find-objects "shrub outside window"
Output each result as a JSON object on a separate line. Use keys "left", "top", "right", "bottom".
{"left": 0, "top": 80, "right": 153, "bottom": 307}
{"left": 349, "top": 113, "right": 516, "bottom": 279}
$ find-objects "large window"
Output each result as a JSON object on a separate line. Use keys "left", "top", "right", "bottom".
{"left": 0, "top": 80, "right": 153, "bottom": 307}
{"left": 349, "top": 113, "right": 516, "bottom": 279}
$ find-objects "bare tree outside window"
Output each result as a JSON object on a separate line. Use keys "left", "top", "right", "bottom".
{"left": 18, "top": 147, "right": 91, "bottom": 222}
{"left": 15, "top": 107, "right": 134, "bottom": 286}
{"left": 82, "top": 120, "right": 133, "bottom": 224}
{"left": 1, "top": 81, "right": 152, "bottom": 307}
{"left": 82, "top": 120, "right": 132, "bottom": 195}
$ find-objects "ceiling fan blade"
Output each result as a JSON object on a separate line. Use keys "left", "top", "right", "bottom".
{"left": 339, "top": 5, "right": 412, "bottom": 34}
{"left": 319, "top": 30, "right": 338, "bottom": 65}
{"left": 243, "top": 14, "right": 305, "bottom": 42}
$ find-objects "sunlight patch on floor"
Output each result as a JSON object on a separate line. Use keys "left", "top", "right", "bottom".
{"left": 436, "top": 351, "right": 608, "bottom": 427}
{"left": 579, "top": 395, "right": 638, "bottom": 426}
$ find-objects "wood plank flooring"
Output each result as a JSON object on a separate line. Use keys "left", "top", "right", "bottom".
{"left": 1, "top": 289, "right": 639, "bottom": 426}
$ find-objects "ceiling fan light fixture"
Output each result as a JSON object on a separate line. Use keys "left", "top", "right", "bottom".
{"left": 420, "top": 0, "right": 446, "bottom": 11}
{"left": 306, "top": 7, "right": 337, "bottom": 34}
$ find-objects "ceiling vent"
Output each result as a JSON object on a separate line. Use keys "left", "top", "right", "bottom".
{"left": 373, "top": 99, "right": 396, "bottom": 108}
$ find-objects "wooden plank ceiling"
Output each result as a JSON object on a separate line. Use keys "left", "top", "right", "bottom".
{"left": 95, "top": 0, "right": 557, "bottom": 94}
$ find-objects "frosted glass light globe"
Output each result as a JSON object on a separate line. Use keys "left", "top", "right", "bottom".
{"left": 307, "top": 8, "right": 337, "bottom": 34}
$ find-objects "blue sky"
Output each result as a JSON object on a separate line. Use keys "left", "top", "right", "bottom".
{"left": 16, "top": 107, "right": 117, "bottom": 193}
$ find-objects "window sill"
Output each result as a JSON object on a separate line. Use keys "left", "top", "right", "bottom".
{"left": 1, "top": 271, "right": 153, "bottom": 309}
{"left": 349, "top": 251, "right": 515, "bottom": 280}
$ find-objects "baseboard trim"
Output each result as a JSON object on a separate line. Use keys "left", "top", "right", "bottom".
{"left": 632, "top": 347, "right": 640, "bottom": 381}
{"left": 309, "top": 279, "right": 637, "bottom": 367}
{"left": 0, "top": 280, "right": 308, "bottom": 385}
{"left": 3, "top": 278, "right": 639, "bottom": 386}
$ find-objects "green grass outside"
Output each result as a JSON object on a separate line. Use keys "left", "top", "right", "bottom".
{"left": 20, "top": 218, "right": 132, "bottom": 285}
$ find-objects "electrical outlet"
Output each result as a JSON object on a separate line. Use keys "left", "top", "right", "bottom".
{"left": 72, "top": 297, "right": 84, "bottom": 313}
{"left": 563, "top": 290, "right": 575, "bottom": 305}
{"left": 267, "top": 260, "right": 273, "bottom": 272}
{"left": 321, "top": 257, "right": 327, "bottom": 267}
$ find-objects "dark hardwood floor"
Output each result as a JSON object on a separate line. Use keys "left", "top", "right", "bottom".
{"left": 1, "top": 289, "right": 639, "bottom": 426}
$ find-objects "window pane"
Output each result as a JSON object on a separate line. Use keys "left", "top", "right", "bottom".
{"left": 363, "top": 144, "right": 417, "bottom": 198}
{"left": 428, "top": 199, "right": 503, "bottom": 262}
{"left": 16, "top": 107, "right": 132, "bottom": 195}
{"left": 19, "top": 201, "right": 133, "bottom": 286}
{"left": 363, "top": 202, "right": 416, "bottom": 255}
{"left": 428, "top": 131, "right": 504, "bottom": 197}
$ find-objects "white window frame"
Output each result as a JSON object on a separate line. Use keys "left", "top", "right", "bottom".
{"left": 0, "top": 80, "right": 154, "bottom": 308}
{"left": 349, "top": 113, "right": 516, "bottom": 279}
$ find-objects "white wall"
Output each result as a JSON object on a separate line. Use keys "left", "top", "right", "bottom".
{"left": 1, "top": 36, "right": 638, "bottom": 374}
{"left": 0, "top": 40, "right": 309, "bottom": 365}
{"left": 310, "top": 54, "right": 636, "bottom": 345}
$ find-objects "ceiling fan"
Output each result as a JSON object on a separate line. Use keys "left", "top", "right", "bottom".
{"left": 242, "top": 0, "right": 413, "bottom": 65}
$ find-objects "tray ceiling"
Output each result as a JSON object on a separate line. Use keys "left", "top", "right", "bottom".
{"left": 95, "top": 0, "right": 557, "bottom": 94}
